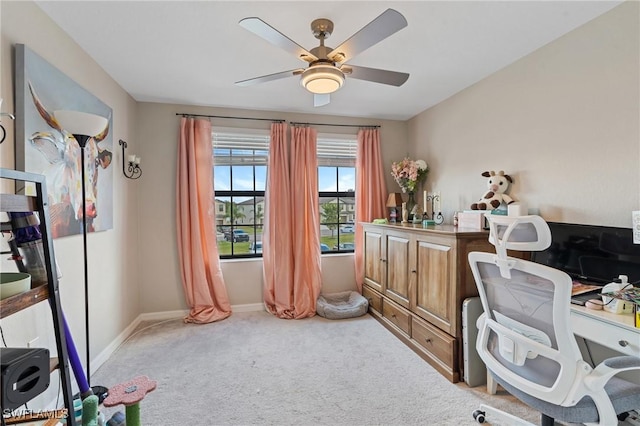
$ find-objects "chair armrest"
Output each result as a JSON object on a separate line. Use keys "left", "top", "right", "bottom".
{"left": 585, "top": 355, "right": 640, "bottom": 390}
{"left": 603, "top": 355, "right": 640, "bottom": 370}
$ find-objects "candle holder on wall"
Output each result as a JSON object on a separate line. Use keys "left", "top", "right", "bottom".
{"left": 119, "top": 139, "right": 142, "bottom": 179}
{"left": 0, "top": 99, "right": 16, "bottom": 144}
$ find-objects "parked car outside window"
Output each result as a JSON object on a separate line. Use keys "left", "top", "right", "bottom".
{"left": 340, "top": 225, "right": 355, "bottom": 233}
{"left": 320, "top": 243, "right": 331, "bottom": 252}
{"left": 250, "top": 241, "right": 263, "bottom": 254}
{"left": 224, "top": 229, "right": 250, "bottom": 242}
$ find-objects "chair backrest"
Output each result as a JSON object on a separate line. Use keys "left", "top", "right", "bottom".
{"left": 469, "top": 214, "right": 584, "bottom": 404}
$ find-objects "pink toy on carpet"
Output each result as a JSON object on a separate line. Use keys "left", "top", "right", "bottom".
{"left": 103, "top": 376, "right": 156, "bottom": 426}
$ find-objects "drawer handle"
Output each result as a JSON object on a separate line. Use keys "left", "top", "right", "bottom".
{"left": 391, "top": 314, "right": 396, "bottom": 318}
{"left": 619, "top": 340, "right": 629, "bottom": 347}
{"left": 425, "top": 338, "right": 432, "bottom": 344}
{"left": 411, "top": 269, "right": 417, "bottom": 274}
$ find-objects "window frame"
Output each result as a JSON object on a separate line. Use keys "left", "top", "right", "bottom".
{"left": 212, "top": 128, "right": 357, "bottom": 258}
{"left": 317, "top": 132, "right": 357, "bottom": 254}
{"left": 213, "top": 127, "right": 269, "bottom": 259}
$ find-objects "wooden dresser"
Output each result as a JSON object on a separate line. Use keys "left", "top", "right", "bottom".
{"left": 361, "top": 222, "right": 495, "bottom": 383}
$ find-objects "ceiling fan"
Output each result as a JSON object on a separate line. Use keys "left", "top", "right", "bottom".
{"left": 235, "top": 9, "right": 410, "bottom": 107}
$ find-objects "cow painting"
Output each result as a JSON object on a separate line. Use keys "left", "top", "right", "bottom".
{"left": 27, "top": 82, "right": 112, "bottom": 238}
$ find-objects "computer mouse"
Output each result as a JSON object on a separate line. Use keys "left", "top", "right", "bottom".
{"left": 585, "top": 299, "right": 603, "bottom": 310}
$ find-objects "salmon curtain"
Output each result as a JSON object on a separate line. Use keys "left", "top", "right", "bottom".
{"left": 354, "top": 128, "right": 387, "bottom": 291}
{"left": 262, "top": 122, "right": 294, "bottom": 317}
{"left": 263, "top": 123, "right": 321, "bottom": 318}
{"left": 176, "top": 117, "right": 232, "bottom": 324}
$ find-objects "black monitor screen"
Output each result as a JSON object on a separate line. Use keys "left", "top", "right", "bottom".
{"left": 531, "top": 222, "right": 640, "bottom": 285}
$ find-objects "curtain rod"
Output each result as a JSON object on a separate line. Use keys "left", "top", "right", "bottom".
{"left": 176, "top": 113, "right": 285, "bottom": 123}
{"left": 289, "top": 121, "right": 379, "bottom": 129}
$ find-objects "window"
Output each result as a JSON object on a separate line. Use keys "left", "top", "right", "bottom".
{"left": 318, "top": 134, "right": 357, "bottom": 253}
{"left": 213, "top": 128, "right": 356, "bottom": 258}
{"left": 213, "top": 128, "right": 269, "bottom": 258}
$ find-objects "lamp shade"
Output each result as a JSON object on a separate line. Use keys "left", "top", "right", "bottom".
{"left": 54, "top": 110, "right": 108, "bottom": 137}
{"left": 300, "top": 65, "right": 345, "bottom": 94}
{"left": 386, "top": 193, "right": 403, "bottom": 207}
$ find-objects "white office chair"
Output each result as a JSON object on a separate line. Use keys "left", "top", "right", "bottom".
{"left": 468, "top": 214, "right": 640, "bottom": 426}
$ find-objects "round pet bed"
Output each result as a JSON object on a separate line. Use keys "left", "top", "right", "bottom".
{"left": 316, "top": 291, "right": 369, "bottom": 320}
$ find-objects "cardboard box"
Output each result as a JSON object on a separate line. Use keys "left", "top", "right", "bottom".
{"left": 457, "top": 211, "right": 488, "bottom": 230}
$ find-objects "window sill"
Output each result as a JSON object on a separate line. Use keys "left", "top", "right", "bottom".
{"left": 220, "top": 252, "right": 353, "bottom": 262}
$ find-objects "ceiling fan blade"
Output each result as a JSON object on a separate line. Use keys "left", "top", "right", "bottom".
{"left": 239, "top": 17, "right": 318, "bottom": 63}
{"left": 343, "top": 65, "right": 409, "bottom": 87}
{"left": 314, "top": 94, "right": 330, "bottom": 107}
{"left": 328, "top": 9, "right": 407, "bottom": 64}
{"left": 235, "top": 69, "right": 302, "bottom": 87}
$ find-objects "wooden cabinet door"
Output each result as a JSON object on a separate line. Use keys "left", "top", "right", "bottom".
{"left": 413, "top": 235, "right": 457, "bottom": 335}
{"left": 385, "top": 230, "right": 411, "bottom": 308}
{"left": 364, "top": 228, "right": 384, "bottom": 292}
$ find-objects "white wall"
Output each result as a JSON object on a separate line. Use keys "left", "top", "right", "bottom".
{"left": 408, "top": 1, "right": 639, "bottom": 228}
{"left": 1, "top": 1, "right": 140, "bottom": 399}
{"left": 135, "top": 102, "right": 407, "bottom": 313}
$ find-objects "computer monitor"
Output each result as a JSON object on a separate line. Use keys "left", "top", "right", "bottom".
{"left": 530, "top": 222, "right": 640, "bottom": 286}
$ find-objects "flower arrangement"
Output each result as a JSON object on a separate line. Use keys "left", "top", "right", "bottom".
{"left": 391, "top": 157, "right": 428, "bottom": 193}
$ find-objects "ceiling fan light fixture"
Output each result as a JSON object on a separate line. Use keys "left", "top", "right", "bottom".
{"left": 300, "top": 65, "right": 344, "bottom": 94}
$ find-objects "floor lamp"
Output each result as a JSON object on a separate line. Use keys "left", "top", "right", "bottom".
{"left": 54, "top": 110, "right": 108, "bottom": 392}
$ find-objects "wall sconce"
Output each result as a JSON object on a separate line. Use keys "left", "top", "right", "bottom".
{"left": 119, "top": 139, "right": 141, "bottom": 179}
{"left": 0, "top": 98, "right": 16, "bottom": 144}
{"left": 386, "top": 193, "right": 403, "bottom": 223}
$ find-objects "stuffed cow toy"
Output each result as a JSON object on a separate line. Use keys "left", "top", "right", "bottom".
{"left": 470, "top": 170, "right": 515, "bottom": 210}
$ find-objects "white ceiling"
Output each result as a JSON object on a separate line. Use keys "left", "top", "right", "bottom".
{"left": 35, "top": 1, "right": 622, "bottom": 121}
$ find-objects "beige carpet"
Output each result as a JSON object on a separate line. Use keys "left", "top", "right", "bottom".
{"left": 92, "top": 311, "right": 540, "bottom": 426}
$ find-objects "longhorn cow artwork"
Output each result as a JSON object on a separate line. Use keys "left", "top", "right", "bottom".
{"left": 15, "top": 44, "right": 114, "bottom": 238}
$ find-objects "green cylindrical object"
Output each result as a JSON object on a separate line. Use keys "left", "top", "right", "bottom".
{"left": 125, "top": 403, "right": 141, "bottom": 426}
{"left": 82, "top": 395, "right": 98, "bottom": 426}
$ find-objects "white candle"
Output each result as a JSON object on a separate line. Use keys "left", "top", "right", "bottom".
{"left": 128, "top": 154, "right": 136, "bottom": 163}
{"left": 134, "top": 156, "right": 141, "bottom": 165}
{"left": 423, "top": 190, "right": 427, "bottom": 213}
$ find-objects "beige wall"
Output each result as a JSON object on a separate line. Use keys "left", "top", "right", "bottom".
{"left": 408, "top": 1, "right": 639, "bottom": 228}
{"left": 1, "top": 1, "right": 140, "bottom": 395}
{"left": 135, "top": 102, "right": 408, "bottom": 313}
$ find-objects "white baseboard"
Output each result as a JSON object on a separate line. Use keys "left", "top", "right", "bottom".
{"left": 91, "top": 303, "right": 264, "bottom": 374}
{"left": 232, "top": 303, "right": 265, "bottom": 313}
{"left": 138, "top": 309, "right": 189, "bottom": 322}
{"left": 45, "top": 303, "right": 266, "bottom": 410}
{"left": 90, "top": 316, "right": 144, "bottom": 375}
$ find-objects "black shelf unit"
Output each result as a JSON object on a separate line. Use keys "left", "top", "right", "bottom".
{"left": 0, "top": 168, "right": 76, "bottom": 426}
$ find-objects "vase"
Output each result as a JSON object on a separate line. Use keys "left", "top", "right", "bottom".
{"left": 406, "top": 191, "right": 417, "bottom": 220}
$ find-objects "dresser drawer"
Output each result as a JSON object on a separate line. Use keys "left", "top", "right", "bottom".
{"left": 382, "top": 299, "right": 411, "bottom": 335}
{"left": 411, "top": 316, "right": 456, "bottom": 369}
{"left": 362, "top": 286, "right": 382, "bottom": 314}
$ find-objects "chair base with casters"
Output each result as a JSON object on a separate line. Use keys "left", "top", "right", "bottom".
{"left": 468, "top": 215, "right": 640, "bottom": 426}
{"left": 473, "top": 403, "right": 538, "bottom": 425}
{"left": 473, "top": 370, "right": 640, "bottom": 425}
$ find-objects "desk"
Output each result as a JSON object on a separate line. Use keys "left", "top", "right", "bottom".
{"left": 570, "top": 305, "right": 639, "bottom": 356}
{"left": 486, "top": 306, "right": 639, "bottom": 394}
